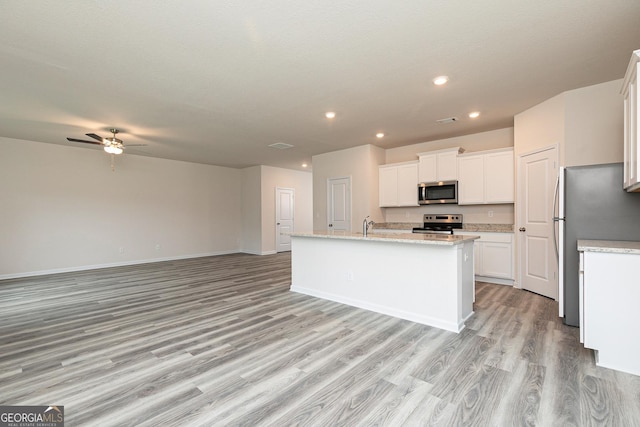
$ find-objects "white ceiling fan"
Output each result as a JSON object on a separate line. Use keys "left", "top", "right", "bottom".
{"left": 67, "top": 128, "right": 147, "bottom": 170}
{"left": 66, "top": 128, "right": 145, "bottom": 155}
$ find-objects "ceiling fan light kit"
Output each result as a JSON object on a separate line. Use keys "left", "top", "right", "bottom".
{"left": 104, "top": 145, "right": 123, "bottom": 155}
{"left": 102, "top": 129, "right": 124, "bottom": 155}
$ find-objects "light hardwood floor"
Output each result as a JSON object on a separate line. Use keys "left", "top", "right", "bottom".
{"left": 1, "top": 252, "right": 639, "bottom": 426}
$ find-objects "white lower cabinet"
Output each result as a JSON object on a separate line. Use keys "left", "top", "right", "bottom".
{"left": 455, "top": 231, "right": 514, "bottom": 285}
{"left": 579, "top": 248, "right": 640, "bottom": 376}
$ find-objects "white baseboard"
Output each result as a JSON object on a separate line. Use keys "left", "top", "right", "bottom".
{"left": 476, "top": 275, "right": 514, "bottom": 286}
{"left": 240, "top": 249, "right": 278, "bottom": 256}
{"left": 291, "top": 285, "right": 465, "bottom": 333}
{"left": 0, "top": 250, "right": 240, "bottom": 280}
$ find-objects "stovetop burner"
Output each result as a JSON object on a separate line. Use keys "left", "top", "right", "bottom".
{"left": 412, "top": 214, "right": 463, "bottom": 235}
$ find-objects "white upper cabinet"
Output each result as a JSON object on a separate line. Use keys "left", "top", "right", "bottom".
{"left": 379, "top": 166, "right": 398, "bottom": 207}
{"left": 379, "top": 161, "right": 419, "bottom": 207}
{"left": 458, "top": 148, "right": 514, "bottom": 205}
{"left": 418, "top": 147, "right": 462, "bottom": 183}
{"left": 484, "top": 150, "right": 514, "bottom": 203}
{"left": 458, "top": 154, "right": 485, "bottom": 204}
{"left": 622, "top": 49, "right": 640, "bottom": 192}
{"left": 418, "top": 154, "right": 438, "bottom": 182}
{"left": 397, "top": 163, "right": 419, "bottom": 206}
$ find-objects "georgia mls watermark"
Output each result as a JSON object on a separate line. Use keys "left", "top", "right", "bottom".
{"left": 0, "top": 406, "right": 64, "bottom": 427}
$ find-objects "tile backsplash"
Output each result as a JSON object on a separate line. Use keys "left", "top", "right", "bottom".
{"left": 384, "top": 203, "right": 514, "bottom": 225}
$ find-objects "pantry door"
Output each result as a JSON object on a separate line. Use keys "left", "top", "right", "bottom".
{"left": 327, "top": 177, "right": 351, "bottom": 231}
{"left": 276, "top": 187, "right": 294, "bottom": 252}
{"left": 518, "top": 146, "right": 558, "bottom": 300}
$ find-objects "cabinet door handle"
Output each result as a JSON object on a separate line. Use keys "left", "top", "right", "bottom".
{"left": 519, "top": 227, "right": 526, "bottom": 232}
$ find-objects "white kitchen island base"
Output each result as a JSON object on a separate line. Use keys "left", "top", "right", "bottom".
{"left": 290, "top": 232, "right": 477, "bottom": 333}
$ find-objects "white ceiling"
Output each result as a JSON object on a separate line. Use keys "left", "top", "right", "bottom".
{"left": 1, "top": 1, "right": 639, "bottom": 171}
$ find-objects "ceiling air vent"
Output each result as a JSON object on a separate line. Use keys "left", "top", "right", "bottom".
{"left": 268, "top": 142, "right": 294, "bottom": 149}
{"left": 436, "top": 117, "right": 458, "bottom": 124}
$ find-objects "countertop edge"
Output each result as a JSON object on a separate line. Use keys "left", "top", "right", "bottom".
{"left": 372, "top": 222, "right": 514, "bottom": 233}
{"left": 291, "top": 231, "right": 479, "bottom": 246}
{"left": 577, "top": 239, "right": 640, "bottom": 255}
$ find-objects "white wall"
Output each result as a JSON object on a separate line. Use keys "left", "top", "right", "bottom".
{"left": 385, "top": 128, "right": 514, "bottom": 163}
{"left": 241, "top": 166, "right": 262, "bottom": 255}
{"left": 513, "top": 93, "right": 565, "bottom": 163}
{"left": 312, "top": 145, "right": 386, "bottom": 231}
{"left": 514, "top": 79, "right": 623, "bottom": 167}
{"left": 564, "top": 79, "right": 624, "bottom": 166}
{"left": 1, "top": 137, "right": 243, "bottom": 278}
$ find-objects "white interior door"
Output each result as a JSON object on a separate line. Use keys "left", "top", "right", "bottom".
{"left": 327, "top": 177, "right": 351, "bottom": 231}
{"left": 517, "top": 146, "right": 558, "bottom": 299}
{"left": 276, "top": 187, "right": 294, "bottom": 252}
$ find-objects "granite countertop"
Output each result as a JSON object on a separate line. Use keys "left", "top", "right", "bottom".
{"left": 372, "top": 222, "right": 514, "bottom": 233}
{"left": 460, "top": 223, "right": 514, "bottom": 232}
{"left": 291, "top": 231, "right": 479, "bottom": 246}
{"left": 372, "top": 222, "right": 421, "bottom": 230}
{"left": 577, "top": 239, "right": 640, "bottom": 255}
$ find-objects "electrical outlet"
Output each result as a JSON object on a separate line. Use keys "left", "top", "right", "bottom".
{"left": 488, "top": 210, "right": 494, "bottom": 218}
{"left": 155, "top": 244, "right": 161, "bottom": 251}
{"left": 347, "top": 271, "right": 354, "bottom": 281}
{"left": 119, "top": 247, "right": 125, "bottom": 254}
{"left": 405, "top": 211, "right": 410, "bottom": 218}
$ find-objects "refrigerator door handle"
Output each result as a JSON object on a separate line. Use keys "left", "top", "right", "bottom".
{"left": 552, "top": 176, "right": 559, "bottom": 219}
{"left": 552, "top": 176, "right": 563, "bottom": 258}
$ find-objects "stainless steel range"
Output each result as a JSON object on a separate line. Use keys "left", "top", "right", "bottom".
{"left": 412, "top": 214, "right": 463, "bottom": 235}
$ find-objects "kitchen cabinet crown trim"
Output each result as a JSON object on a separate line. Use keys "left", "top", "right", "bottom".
{"left": 620, "top": 49, "right": 640, "bottom": 95}
{"left": 457, "top": 146, "right": 514, "bottom": 157}
{"left": 379, "top": 160, "right": 419, "bottom": 168}
{"left": 416, "top": 146, "right": 464, "bottom": 157}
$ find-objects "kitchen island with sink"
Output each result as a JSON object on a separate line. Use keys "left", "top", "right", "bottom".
{"left": 290, "top": 231, "right": 478, "bottom": 333}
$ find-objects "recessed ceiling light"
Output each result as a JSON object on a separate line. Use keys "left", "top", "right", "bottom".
{"left": 325, "top": 111, "right": 336, "bottom": 119}
{"left": 376, "top": 132, "right": 385, "bottom": 138}
{"left": 301, "top": 163, "right": 308, "bottom": 168}
{"left": 433, "top": 76, "right": 449, "bottom": 86}
{"left": 468, "top": 111, "right": 480, "bottom": 118}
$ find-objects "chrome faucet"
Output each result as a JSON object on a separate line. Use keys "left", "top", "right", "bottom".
{"left": 362, "top": 216, "right": 375, "bottom": 236}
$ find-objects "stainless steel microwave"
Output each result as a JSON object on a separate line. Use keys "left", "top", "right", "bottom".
{"left": 418, "top": 180, "right": 458, "bottom": 204}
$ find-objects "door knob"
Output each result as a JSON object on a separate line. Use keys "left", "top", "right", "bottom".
{"left": 277, "top": 222, "right": 280, "bottom": 225}
{"left": 329, "top": 224, "right": 333, "bottom": 227}
{"left": 519, "top": 227, "right": 526, "bottom": 232}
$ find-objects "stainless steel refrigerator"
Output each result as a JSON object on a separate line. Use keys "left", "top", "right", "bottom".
{"left": 555, "top": 163, "right": 640, "bottom": 327}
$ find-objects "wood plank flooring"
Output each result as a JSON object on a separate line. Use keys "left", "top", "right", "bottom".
{"left": 1, "top": 252, "right": 639, "bottom": 426}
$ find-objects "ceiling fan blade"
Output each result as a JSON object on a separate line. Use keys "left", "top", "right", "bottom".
{"left": 67, "top": 137, "right": 103, "bottom": 145}
{"left": 85, "top": 133, "right": 104, "bottom": 142}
